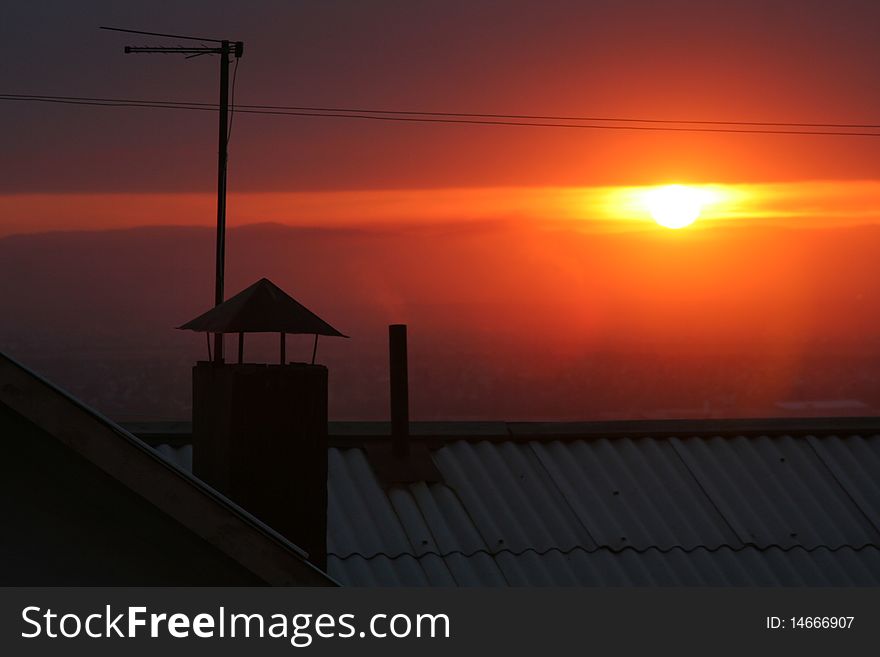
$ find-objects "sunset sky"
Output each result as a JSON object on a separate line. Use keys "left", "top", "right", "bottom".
{"left": 7, "top": 1, "right": 880, "bottom": 420}
{"left": 5, "top": 0, "right": 880, "bottom": 235}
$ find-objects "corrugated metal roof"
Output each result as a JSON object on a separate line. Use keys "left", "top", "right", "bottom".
{"left": 526, "top": 438, "right": 737, "bottom": 549}
{"left": 670, "top": 435, "right": 880, "bottom": 548}
{"left": 806, "top": 434, "right": 880, "bottom": 532}
{"left": 154, "top": 432, "right": 880, "bottom": 586}
{"left": 329, "top": 546, "right": 880, "bottom": 587}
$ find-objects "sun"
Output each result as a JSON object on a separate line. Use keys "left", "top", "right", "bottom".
{"left": 643, "top": 184, "right": 708, "bottom": 229}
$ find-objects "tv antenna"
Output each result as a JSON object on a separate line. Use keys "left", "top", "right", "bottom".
{"left": 101, "top": 26, "right": 244, "bottom": 364}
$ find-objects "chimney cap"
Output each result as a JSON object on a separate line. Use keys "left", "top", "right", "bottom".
{"left": 177, "top": 277, "right": 348, "bottom": 337}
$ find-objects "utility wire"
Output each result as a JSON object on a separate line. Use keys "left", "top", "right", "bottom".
{"left": 5, "top": 92, "right": 880, "bottom": 130}
{"left": 208, "top": 104, "right": 880, "bottom": 130}
{"left": 3, "top": 93, "right": 880, "bottom": 137}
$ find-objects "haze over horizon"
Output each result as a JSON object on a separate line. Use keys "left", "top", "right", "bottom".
{"left": 3, "top": 220, "right": 880, "bottom": 421}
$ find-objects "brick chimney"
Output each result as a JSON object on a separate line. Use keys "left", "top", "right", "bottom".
{"left": 192, "top": 362, "right": 328, "bottom": 568}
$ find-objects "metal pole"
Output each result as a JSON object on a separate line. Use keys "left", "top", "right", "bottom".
{"left": 110, "top": 31, "right": 242, "bottom": 365}
{"left": 213, "top": 40, "right": 230, "bottom": 363}
{"left": 280, "top": 332, "right": 286, "bottom": 365}
{"left": 389, "top": 324, "right": 410, "bottom": 458}
{"left": 237, "top": 332, "right": 244, "bottom": 364}
{"left": 311, "top": 334, "right": 319, "bottom": 364}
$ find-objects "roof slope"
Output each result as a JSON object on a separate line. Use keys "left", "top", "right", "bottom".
{"left": 152, "top": 423, "right": 880, "bottom": 586}
{"left": 0, "top": 351, "right": 336, "bottom": 586}
{"left": 324, "top": 438, "right": 880, "bottom": 585}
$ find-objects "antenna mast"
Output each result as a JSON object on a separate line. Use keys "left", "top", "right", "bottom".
{"left": 101, "top": 26, "right": 244, "bottom": 364}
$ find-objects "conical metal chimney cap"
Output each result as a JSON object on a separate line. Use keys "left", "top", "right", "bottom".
{"left": 178, "top": 277, "right": 348, "bottom": 337}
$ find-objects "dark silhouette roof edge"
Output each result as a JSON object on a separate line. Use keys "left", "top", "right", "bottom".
{"left": 0, "top": 350, "right": 338, "bottom": 587}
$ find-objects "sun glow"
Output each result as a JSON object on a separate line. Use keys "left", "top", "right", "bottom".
{"left": 643, "top": 184, "right": 712, "bottom": 229}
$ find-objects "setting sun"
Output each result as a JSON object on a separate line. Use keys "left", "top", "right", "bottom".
{"left": 643, "top": 185, "right": 709, "bottom": 229}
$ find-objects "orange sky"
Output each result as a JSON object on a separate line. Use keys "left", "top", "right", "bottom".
{"left": 5, "top": 0, "right": 880, "bottom": 339}
{"left": 5, "top": 180, "right": 880, "bottom": 237}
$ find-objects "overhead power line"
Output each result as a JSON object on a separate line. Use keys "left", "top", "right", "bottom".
{"left": 6, "top": 93, "right": 880, "bottom": 130}
{"left": 3, "top": 92, "right": 880, "bottom": 138}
